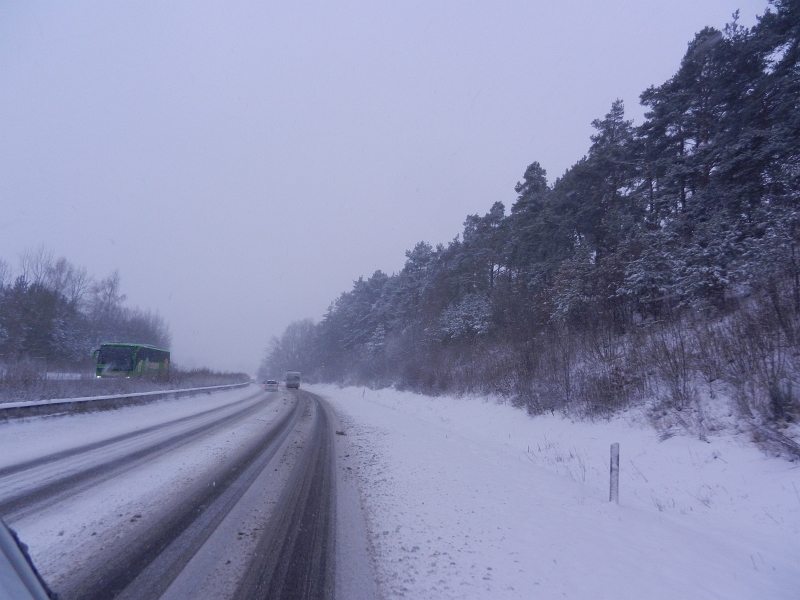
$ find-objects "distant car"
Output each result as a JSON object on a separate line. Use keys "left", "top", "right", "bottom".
{"left": 264, "top": 380, "right": 279, "bottom": 391}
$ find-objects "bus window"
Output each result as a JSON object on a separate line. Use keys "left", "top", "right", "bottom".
{"left": 98, "top": 346, "right": 135, "bottom": 372}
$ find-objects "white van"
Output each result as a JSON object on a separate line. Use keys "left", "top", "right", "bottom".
{"left": 285, "top": 371, "right": 301, "bottom": 389}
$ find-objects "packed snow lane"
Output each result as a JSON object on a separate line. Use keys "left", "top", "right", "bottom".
{"left": 0, "top": 390, "right": 271, "bottom": 519}
{"left": 0, "top": 386, "right": 377, "bottom": 600}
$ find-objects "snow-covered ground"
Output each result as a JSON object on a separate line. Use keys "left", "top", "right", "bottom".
{"left": 312, "top": 384, "right": 800, "bottom": 600}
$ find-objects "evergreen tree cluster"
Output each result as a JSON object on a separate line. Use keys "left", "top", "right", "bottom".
{"left": 262, "top": 3, "right": 800, "bottom": 425}
{"left": 0, "top": 248, "right": 171, "bottom": 370}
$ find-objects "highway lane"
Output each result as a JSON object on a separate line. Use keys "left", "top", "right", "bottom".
{"left": 234, "top": 390, "right": 335, "bottom": 599}
{"left": 0, "top": 390, "right": 272, "bottom": 519}
{"left": 1, "top": 387, "right": 376, "bottom": 600}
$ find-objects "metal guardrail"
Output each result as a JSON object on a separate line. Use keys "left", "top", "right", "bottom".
{"left": 0, "top": 382, "right": 252, "bottom": 420}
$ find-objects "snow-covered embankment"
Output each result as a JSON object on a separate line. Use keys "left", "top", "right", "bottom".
{"left": 311, "top": 384, "right": 800, "bottom": 600}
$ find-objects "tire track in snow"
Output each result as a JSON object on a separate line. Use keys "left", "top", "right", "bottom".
{"left": 3, "top": 390, "right": 375, "bottom": 600}
{"left": 0, "top": 390, "right": 272, "bottom": 518}
{"left": 0, "top": 389, "right": 261, "bottom": 480}
{"left": 235, "top": 391, "right": 336, "bottom": 600}
{"left": 66, "top": 397, "right": 305, "bottom": 600}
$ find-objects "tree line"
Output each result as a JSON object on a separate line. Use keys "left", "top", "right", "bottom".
{"left": 0, "top": 247, "right": 171, "bottom": 370}
{"left": 261, "top": 3, "right": 800, "bottom": 429}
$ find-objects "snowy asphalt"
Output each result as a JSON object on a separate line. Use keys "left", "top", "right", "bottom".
{"left": 0, "top": 386, "right": 376, "bottom": 600}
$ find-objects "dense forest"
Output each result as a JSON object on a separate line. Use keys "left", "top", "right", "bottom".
{"left": 261, "top": 4, "right": 799, "bottom": 432}
{"left": 0, "top": 247, "right": 171, "bottom": 370}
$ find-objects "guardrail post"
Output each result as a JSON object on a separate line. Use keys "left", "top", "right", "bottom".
{"left": 610, "top": 442, "right": 620, "bottom": 504}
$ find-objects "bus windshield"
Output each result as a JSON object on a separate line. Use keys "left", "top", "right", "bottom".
{"left": 98, "top": 346, "right": 134, "bottom": 371}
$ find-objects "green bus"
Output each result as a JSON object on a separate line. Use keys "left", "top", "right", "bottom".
{"left": 95, "top": 343, "right": 170, "bottom": 378}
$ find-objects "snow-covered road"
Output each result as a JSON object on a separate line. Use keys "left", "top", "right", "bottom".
{"left": 313, "top": 384, "right": 800, "bottom": 600}
{"left": 0, "top": 386, "right": 376, "bottom": 600}
{"left": 3, "top": 382, "right": 797, "bottom": 599}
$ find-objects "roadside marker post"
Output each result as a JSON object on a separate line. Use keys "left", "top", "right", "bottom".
{"left": 610, "top": 443, "right": 620, "bottom": 504}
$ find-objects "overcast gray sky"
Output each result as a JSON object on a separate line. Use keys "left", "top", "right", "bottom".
{"left": 1, "top": 1, "right": 770, "bottom": 374}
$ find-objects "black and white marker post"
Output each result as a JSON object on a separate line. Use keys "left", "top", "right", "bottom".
{"left": 610, "top": 442, "right": 620, "bottom": 504}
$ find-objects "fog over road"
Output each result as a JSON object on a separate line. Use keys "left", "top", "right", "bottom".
{"left": 0, "top": 386, "right": 376, "bottom": 600}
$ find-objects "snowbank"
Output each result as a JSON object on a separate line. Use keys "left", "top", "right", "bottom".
{"left": 312, "top": 384, "right": 800, "bottom": 600}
